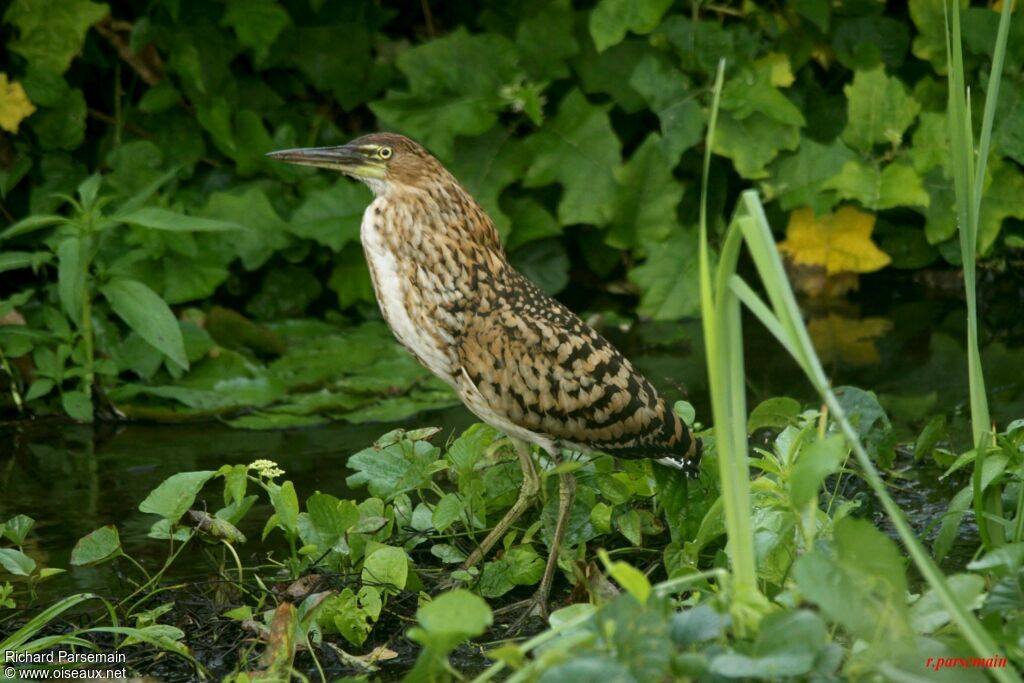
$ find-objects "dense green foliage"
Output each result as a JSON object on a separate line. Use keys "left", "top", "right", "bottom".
{"left": 3, "top": 0, "right": 1024, "bottom": 421}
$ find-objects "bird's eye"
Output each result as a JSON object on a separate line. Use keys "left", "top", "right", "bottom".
{"left": 378, "top": 147, "right": 393, "bottom": 160}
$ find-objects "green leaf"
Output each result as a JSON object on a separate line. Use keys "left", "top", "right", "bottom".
{"left": 721, "top": 66, "right": 805, "bottom": 127}
{"left": 616, "top": 509, "right": 643, "bottom": 546}
{"left": 327, "top": 244, "right": 375, "bottom": 310}
{"left": 711, "top": 610, "right": 827, "bottom": 678}
{"left": 747, "top": 397, "right": 802, "bottom": 431}
{"left": 450, "top": 129, "right": 530, "bottom": 238}
{"left": 505, "top": 197, "right": 561, "bottom": 250}
{"left": 221, "top": 0, "right": 289, "bottom": 62}
{"left": 793, "top": 517, "right": 912, "bottom": 644}
{"left": 628, "top": 226, "right": 701, "bottom": 321}
{"left": 432, "top": 493, "right": 462, "bottom": 532}
{"left": 910, "top": 0, "right": 968, "bottom": 69}
{"left": 832, "top": 15, "right": 910, "bottom": 70}
{"left": 510, "top": 239, "right": 569, "bottom": 295}
{"left": 516, "top": 0, "right": 579, "bottom": 81}
{"left": 0, "top": 548, "right": 36, "bottom": 576}
{"left": 770, "top": 138, "right": 855, "bottom": 214}
{"left": 29, "top": 87, "right": 87, "bottom": 151}
{"left": 345, "top": 438, "right": 441, "bottom": 500}
{"left": 4, "top": 0, "right": 108, "bottom": 75}
{"left": 270, "top": 481, "right": 299, "bottom": 535}
{"left": 589, "top": 0, "right": 673, "bottom": 53}
{"left": 70, "top": 525, "right": 122, "bottom": 566}
{"left": 201, "top": 187, "right": 290, "bottom": 270}
{"left": 370, "top": 28, "right": 522, "bottom": 159}
{"left": 841, "top": 66, "right": 920, "bottom": 151}
{"left": 408, "top": 589, "right": 492, "bottom": 654}
{"left": 101, "top": 277, "right": 189, "bottom": 369}
{"left": 138, "top": 471, "right": 216, "bottom": 523}
{"left": 823, "top": 160, "right": 930, "bottom": 210}
{"left": 57, "top": 237, "right": 86, "bottom": 325}
{"left": 910, "top": 573, "right": 985, "bottom": 634}
{"left": 62, "top": 389, "right": 93, "bottom": 422}
{"left": 287, "top": 181, "right": 369, "bottom": 252}
{"left": 977, "top": 159, "right": 1024, "bottom": 254}
{"left": 790, "top": 435, "right": 846, "bottom": 508}
{"left": 2, "top": 515, "right": 34, "bottom": 545}
{"left": 0, "top": 214, "right": 68, "bottom": 241}
{"left": 0, "top": 251, "right": 51, "bottom": 276}
{"left": 629, "top": 54, "right": 704, "bottom": 162}
{"left": 523, "top": 89, "right": 620, "bottom": 226}
{"left": 713, "top": 110, "right": 800, "bottom": 179}
{"left": 117, "top": 207, "right": 249, "bottom": 233}
{"left": 606, "top": 134, "right": 683, "bottom": 249}
{"left": 909, "top": 111, "right": 950, "bottom": 175}
{"left": 361, "top": 545, "right": 408, "bottom": 593}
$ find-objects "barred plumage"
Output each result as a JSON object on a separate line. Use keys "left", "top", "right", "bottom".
{"left": 269, "top": 132, "right": 701, "bottom": 622}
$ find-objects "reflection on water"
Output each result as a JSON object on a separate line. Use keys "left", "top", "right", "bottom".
{"left": 0, "top": 274, "right": 1022, "bottom": 594}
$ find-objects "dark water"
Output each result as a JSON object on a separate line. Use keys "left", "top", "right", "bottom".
{"left": 1, "top": 271, "right": 1022, "bottom": 597}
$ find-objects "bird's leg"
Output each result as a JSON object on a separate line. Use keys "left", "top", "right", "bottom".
{"left": 505, "top": 470, "right": 577, "bottom": 630}
{"left": 455, "top": 439, "right": 540, "bottom": 576}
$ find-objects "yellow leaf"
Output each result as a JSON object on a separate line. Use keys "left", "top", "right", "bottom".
{"left": 0, "top": 73, "right": 36, "bottom": 134}
{"left": 778, "top": 206, "right": 891, "bottom": 275}
{"left": 808, "top": 314, "right": 892, "bottom": 366}
{"left": 756, "top": 53, "right": 795, "bottom": 88}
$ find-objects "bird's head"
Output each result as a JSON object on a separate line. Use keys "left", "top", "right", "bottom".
{"left": 267, "top": 132, "right": 447, "bottom": 196}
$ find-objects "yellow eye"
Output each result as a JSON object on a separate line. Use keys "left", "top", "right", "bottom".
{"left": 378, "top": 147, "right": 393, "bottom": 160}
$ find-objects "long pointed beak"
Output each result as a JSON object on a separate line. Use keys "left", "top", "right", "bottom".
{"left": 266, "top": 145, "right": 384, "bottom": 178}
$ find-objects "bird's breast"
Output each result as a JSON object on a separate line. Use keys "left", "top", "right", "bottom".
{"left": 359, "top": 198, "right": 460, "bottom": 385}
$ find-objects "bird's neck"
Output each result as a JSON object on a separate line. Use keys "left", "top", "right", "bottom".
{"left": 377, "top": 183, "right": 503, "bottom": 257}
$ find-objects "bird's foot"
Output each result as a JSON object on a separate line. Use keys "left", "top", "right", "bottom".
{"left": 494, "top": 590, "right": 550, "bottom": 635}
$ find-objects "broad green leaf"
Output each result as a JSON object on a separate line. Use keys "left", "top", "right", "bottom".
{"left": 778, "top": 206, "right": 891, "bottom": 274}
{"left": 4, "top": 0, "right": 108, "bottom": 75}
{"left": 306, "top": 494, "right": 359, "bottom": 549}
{"left": 604, "top": 557, "right": 651, "bottom": 604}
{"left": 432, "top": 493, "right": 462, "bottom": 532}
{"left": 510, "top": 239, "right": 569, "bottom": 295}
{"left": 629, "top": 54, "right": 704, "bottom": 161}
{"left": 62, "top": 389, "right": 93, "bottom": 422}
{"left": 409, "top": 589, "right": 492, "bottom": 653}
{"left": 221, "top": 0, "right": 289, "bottom": 62}
{"left": 721, "top": 66, "right": 805, "bottom": 127}
{"left": 977, "top": 159, "right": 1024, "bottom": 254}
{"left": 138, "top": 471, "right": 216, "bottom": 523}
{"left": 628, "top": 226, "right": 701, "bottom": 320}
{"left": 70, "top": 526, "right": 122, "bottom": 566}
{"left": 287, "top": 181, "right": 369, "bottom": 252}
{"left": 606, "top": 134, "right": 683, "bottom": 249}
{"left": 118, "top": 207, "right": 248, "bottom": 233}
{"left": 909, "top": 111, "right": 950, "bottom": 175}
{"left": 910, "top": 0, "right": 969, "bottom": 69}
{"left": 270, "top": 481, "right": 299, "bottom": 535}
{"left": 281, "top": 21, "right": 389, "bottom": 110}
{"left": 201, "top": 187, "right": 289, "bottom": 270}
{"left": 346, "top": 438, "right": 441, "bottom": 500}
{"left": 524, "top": 89, "right": 620, "bottom": 225}
{"left": 504, "top": 197, "right": 561, "bottom": 250}
{"left": 361, "top": 545, "right": 408, "bottom": 592}
{"left": 823, "top": 160, "right": 929, "bottom": 210}
{"left": 769, "top": 138, "right": 855, "bottom": 214}
{"left": 573, "top": 36, "right": 649, "bottom": 113}
{"left": 747, "top": 397, "right": 802, "bottom": 432}
{"left": 2, "top": 515, "right": 34, "bottom": 545}
{"left": 711, "top": 610, "right": 827, "bottom": 678}
{"left": 993, "top": 75, "right": 1024, "bottom": 167}
{"left": 713, "top": 110, "right": 800, "bottom": 179}
{"left": 910, "top": 573, "right": 985, "bottom": 634}
{"left": 370, "top": 29, "right": 522, "bottom": 159}
{"left": 516, "top": 0, "right": 579, "bottom": 81}
{"left": 0, "top": 548, "right": 36, "bottom": 576}
{"left": 831, "top": 15, "right": 910, "bottom": 70}
{"left": 57, "top": 237, "right": 86, "bottom": 325}
{"left": 327, "top": 244, "right": 375, "bottom": 310}
{"left": 29, "top": 87, "right": 87, "bottom": 151}
{"left": 922, "top": 167, "right": 957, "bottom": 244}
{"left": 589, "top": 0, "right": 673, "bottom": 53}
{"left": 790, "top": 435, "right": 847, "bottom": 508}
{"left": 841, "top": 66, "right": 920, "bottom": 151}
{"left": 659, "top": 15, "right": 742, "bottom": 75}
{"left": 101, "top": 277, "right": 189, "bottom": 369}
{"left": 450, "top": 129, "right": 530, "bottom": 238}
{"left": 616, "top": 509, "right": 643, "bottom": 546}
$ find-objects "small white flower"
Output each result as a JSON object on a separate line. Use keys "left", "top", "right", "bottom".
{"left": 249, "top": 459, "right": 285, "bottom": 479}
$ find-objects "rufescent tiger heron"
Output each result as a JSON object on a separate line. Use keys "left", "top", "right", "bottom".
{"left": 268, "top": 133, "right": 701, "bottom": 621}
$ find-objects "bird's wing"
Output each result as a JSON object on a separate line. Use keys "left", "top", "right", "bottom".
{"left": 456, "top": 269, "right": 695, "bottom": 460}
